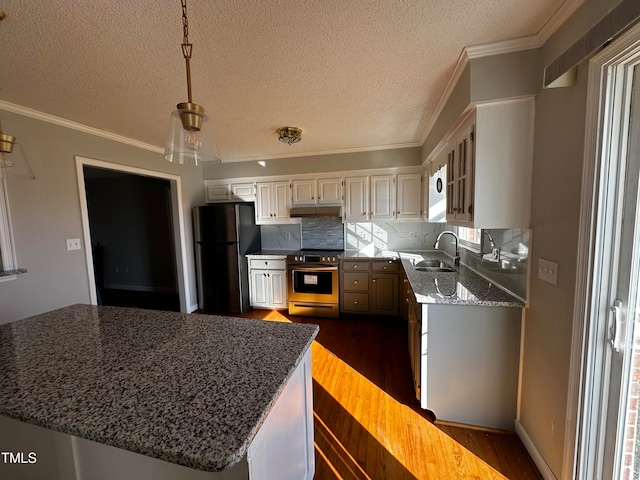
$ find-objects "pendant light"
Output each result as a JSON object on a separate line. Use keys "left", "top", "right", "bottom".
{"left": 164, "top": 0, "right": 221, "bottom": 166}
{"left": 0, "top": 113, "right": 34, "bottom": 180}
{"left": 0, "top": 115, "right": 15, "bottom": 170}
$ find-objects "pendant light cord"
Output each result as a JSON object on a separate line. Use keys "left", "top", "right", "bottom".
{"left": 181, "top": 0, "right": 193, "bottom": 104}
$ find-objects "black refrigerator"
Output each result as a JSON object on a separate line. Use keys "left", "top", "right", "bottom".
{"left": 193, "top": 203, "right": 261, "bottom": 314}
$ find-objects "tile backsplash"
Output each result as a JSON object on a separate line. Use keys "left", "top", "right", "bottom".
{"left": 301, "top": 217, "right": 344, "bottom": 250}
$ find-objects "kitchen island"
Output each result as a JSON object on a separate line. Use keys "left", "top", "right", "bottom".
{"left": 0, "top": 304, "right": 318, "bottom": 480}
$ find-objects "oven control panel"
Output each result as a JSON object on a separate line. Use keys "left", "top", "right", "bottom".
{"left": 287, "top": 252, "right": 341, "bottom": 265}
{"left": 292, "top": 255, "right": 339, "bottom": 263}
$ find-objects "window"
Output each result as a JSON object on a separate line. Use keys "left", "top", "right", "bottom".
{"left": 457, "top": 226, "right": 481, "bottom": 253}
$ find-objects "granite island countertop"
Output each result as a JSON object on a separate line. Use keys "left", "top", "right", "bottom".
{"left": 0, "top": 304, "right": 318, "bottom": 472}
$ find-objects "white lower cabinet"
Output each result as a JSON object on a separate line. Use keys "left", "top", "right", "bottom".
{"left": 248, "top": 258, "right": 287, "bottom": 309}
{"left": 412, "top": 303, "right": 521, "bottom": 430}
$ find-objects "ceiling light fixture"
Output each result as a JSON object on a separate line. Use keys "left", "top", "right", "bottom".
{"left": 277, "top": 127, "right": 302, "bottom": 145}
{"left": 164, "top": 0, "right": 221, "bottom": 166}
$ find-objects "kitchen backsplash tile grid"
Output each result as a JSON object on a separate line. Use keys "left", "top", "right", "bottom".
{"left": 301, "top": 217, "right": 344, "bottom": 250}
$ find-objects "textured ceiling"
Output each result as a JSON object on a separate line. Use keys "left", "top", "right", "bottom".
{"left": 0, "top": 1, "right": 580, "bottom": 162}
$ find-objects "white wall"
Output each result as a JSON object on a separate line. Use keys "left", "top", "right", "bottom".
{"left": 0, "top": 110, "right": 204, "bottom": 323}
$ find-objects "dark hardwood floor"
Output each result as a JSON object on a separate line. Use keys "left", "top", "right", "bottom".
{"left": 239, "top": 308, "right": 543, "bottom": 480}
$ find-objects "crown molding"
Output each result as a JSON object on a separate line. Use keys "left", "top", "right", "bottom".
{"left": 537, "top": 0, "right": 586, "bottom": 45}
{"left": 220, "top": 141, "right": 422, "bottom": 163}
{"left": 420, "top": 0, "right": 585, "bottom": 152}
{"left": 0, "top": 100, "right": 164, "bottom": 155}
{"left": 418, "top": 48, "right": 470, "bottom": 147}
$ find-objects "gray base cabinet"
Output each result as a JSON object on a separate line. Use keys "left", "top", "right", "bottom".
{"left": 340, "top": 259, "right": 399, "bottom": 316}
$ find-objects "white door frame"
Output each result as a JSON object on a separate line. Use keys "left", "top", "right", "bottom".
{"left": 564, "top": 21, "right": 640, "bottom": 480}
{"left": 75, "top": 156, "right": 192, "bottom": 313}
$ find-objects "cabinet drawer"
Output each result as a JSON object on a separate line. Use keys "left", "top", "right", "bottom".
{"left": 372, "top": 260, "right": 399, "bottom": 272}
{"left": 249, "top": 258, "right": 286, "bottom": 270}
{"left": 342, "top": 261, "right": 370, "bottom": 271}
{"left": 342, "top": 293, "right": 369, "bottom": 312}
{"left": 342, "top": 272, "right": 369, "bottom": 292}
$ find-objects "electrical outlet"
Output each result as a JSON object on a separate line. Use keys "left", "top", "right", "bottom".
{"left": 538, "top": 258, "right": 559, "bottom": 285}
{"left": 66, "top": 238, "right": 82, "bottom": 251}
{"left": 492, "top": 247, "right": 500, "bottom": 262}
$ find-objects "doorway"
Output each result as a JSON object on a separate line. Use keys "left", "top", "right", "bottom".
{"left": 83, "top": 166, "right": 179, "bottom": 311}
{"left": 75, "top": 156, "right": 191, "bottom": 312}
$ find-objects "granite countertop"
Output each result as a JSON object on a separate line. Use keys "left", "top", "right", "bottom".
{"left": 398, "top": 251, "right": 524, "bottom": 307}
{"left": 0, "top": 304, "right": 318, "bottom": 472}
{"left": 246, "top": 250, "right": 294, "bottom": 259}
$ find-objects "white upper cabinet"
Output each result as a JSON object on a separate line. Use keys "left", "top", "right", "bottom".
{"left": 291, "top": 177, "right": 342, "bottom": 205}
{"left": 446, "top": 122, "right": 474, "bottom": 223}
{"left": 438, "top": 97, "right": 534, "bottom": 229}
{"left": 396, "top": 173, "right": 422, "bottom": 220}
{"left": 317, "top": 178, "right": 342, "bottom": 204}
{"left": 230, "top": 183, "right": 255, "bottom": 202}
{"left": 427, "top": 164, "right": 447, "bottom": 222}
{"left": 370, "top": 174, "right": 396, "bottom": 221}
{"left": 291, "top": 179, "right": 317, "bottom": 205}
{"left": 255, "top": 181, "right": 293, "bottom": 224}
{"left": 344, "top": 176, "right": 369, "bottom": 222}
{"left": 205, "top": 182, "right": 255, "bottom": 202}
{"left": 205, "top": 183, "right": 231, "bottom": 202}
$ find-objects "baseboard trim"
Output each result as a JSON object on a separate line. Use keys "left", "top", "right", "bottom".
{"left": 515, "top": 420, "right": 557, "bottom": 480}
{"left": 434, "top": 419, "right": 514, "bottom": 435}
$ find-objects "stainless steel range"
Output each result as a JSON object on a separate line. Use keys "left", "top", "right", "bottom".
{"left": 287, "top": 250, "right": 341, "bottom": 318}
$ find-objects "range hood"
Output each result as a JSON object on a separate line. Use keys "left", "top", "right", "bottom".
{"left": 289, "top": 206, "right": 342, "bottom": 218}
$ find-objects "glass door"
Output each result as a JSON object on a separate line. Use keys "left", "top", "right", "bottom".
{"left": 605, "top": 63, "right": 640, "bottom": 480}
{"left": 588, "top": 61, "right": 640, "bottom": 480}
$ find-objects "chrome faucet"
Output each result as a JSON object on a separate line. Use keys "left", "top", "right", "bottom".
{"left": 434, "top": 231, "right": 460, "bottom": 266}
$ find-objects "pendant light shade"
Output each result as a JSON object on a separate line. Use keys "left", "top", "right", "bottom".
{"left": 164, "top": 103, "right": 221, "bottom": 166}
{"left": 165, "top": 0, "right": 221, "bottom": 167}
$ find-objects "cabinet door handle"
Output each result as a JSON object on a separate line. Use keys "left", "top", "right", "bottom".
{"left": 383, "top": 266, "right": 387, "bottom": 270}
{"left": 353, "top": 280, "right": 358, "bottom": 285}
{"left": 264, "top": 261, "right": 268, "bottom": 265}
{"left": 354, "top": 300, "right": 358, "bottom": 305}
{"left": 372, "top": 279, "right": 376, "bottom": 283}
{"left": 353, "top": 265, "right": 358, "bottom": 269}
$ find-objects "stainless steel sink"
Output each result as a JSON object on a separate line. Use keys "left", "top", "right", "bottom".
{"left": 414, "top": 266, "right": 457, "bottom": 272}
{"left": 413, "top": 259, "right": 456, "bottom": 272}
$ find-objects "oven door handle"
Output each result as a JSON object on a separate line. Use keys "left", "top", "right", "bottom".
{"left": 289, "top": 266, "right": 338, "bottom": 272}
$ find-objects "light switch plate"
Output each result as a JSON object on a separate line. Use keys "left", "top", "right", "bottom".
{"left": 538, "top": 258, "right": 558, "bottom": 285}
{"left": 66, "top": 238, "right": 82, "bottom": 251}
